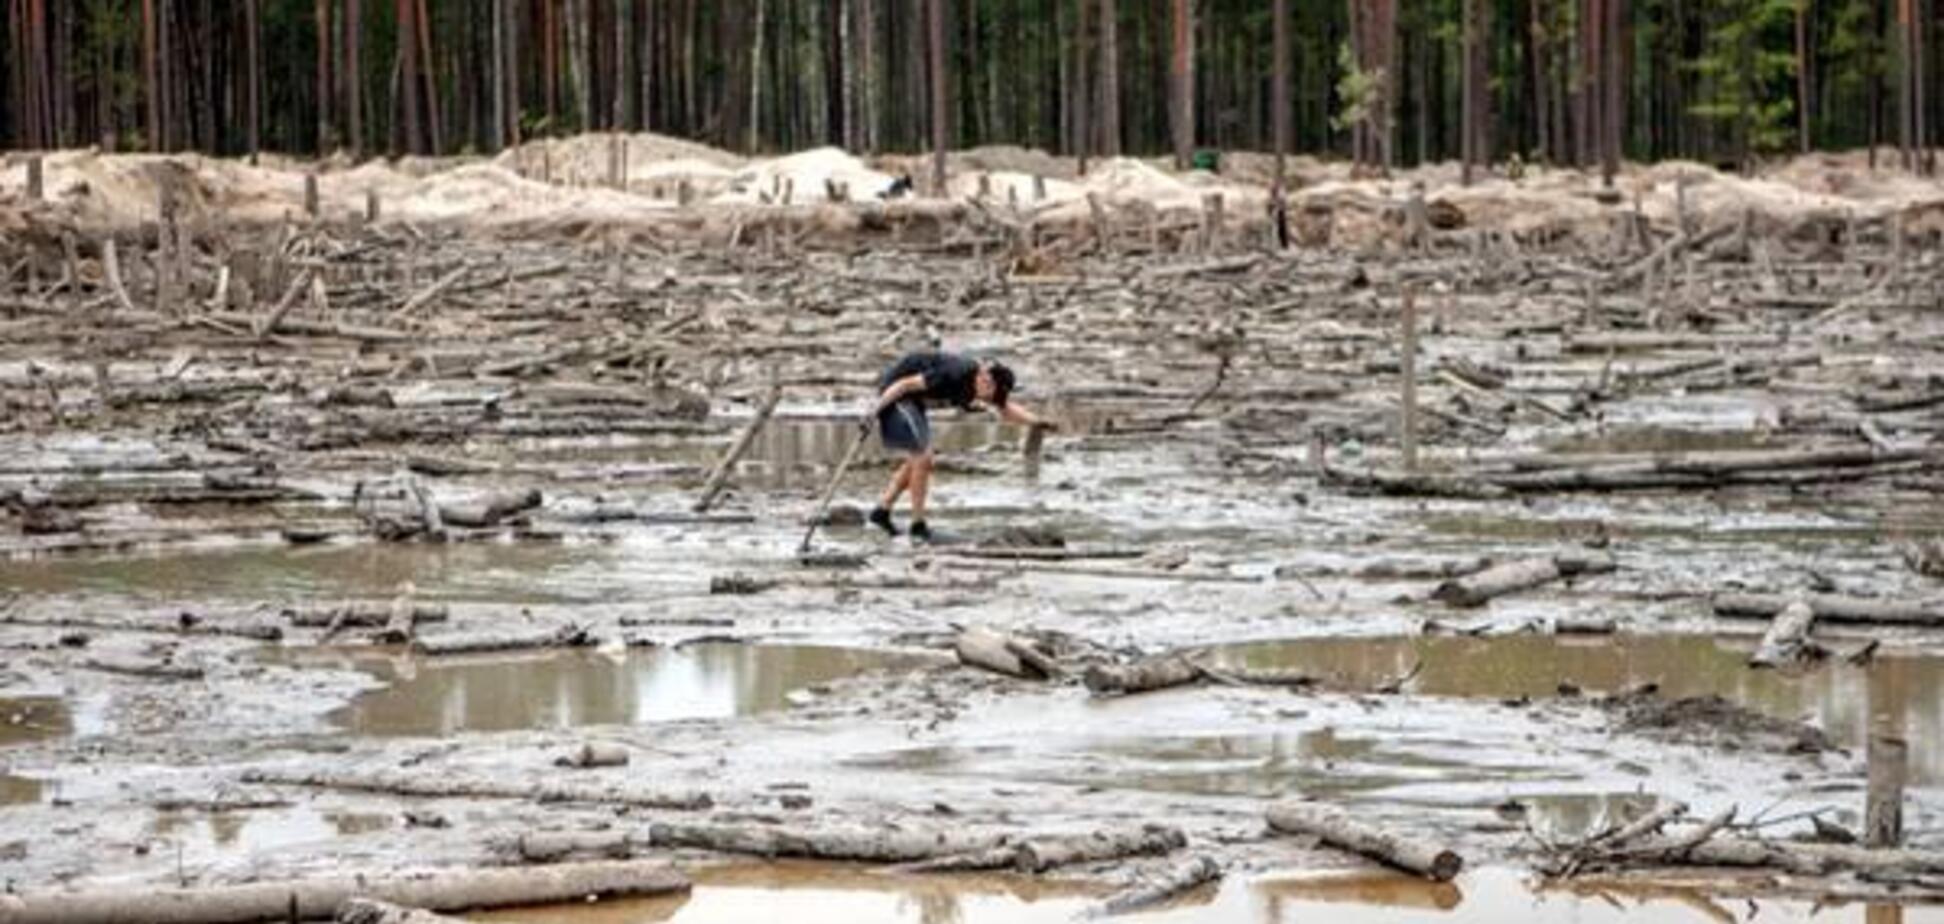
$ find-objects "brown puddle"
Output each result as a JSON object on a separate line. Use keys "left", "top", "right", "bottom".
{"left": 272, "top": 643, "right": 938, "bottom": 737}
{"left": 1206, "top": 634, "right": 1944, "bottom": 784}
{"left": 469, "top": 862, "right": 1944, "bottom": 923}
{"left": 0, "top": 696, "right": 74, "bottom": 746}
{"left": 0, "top": 773, "right": 43, "bottom": 806}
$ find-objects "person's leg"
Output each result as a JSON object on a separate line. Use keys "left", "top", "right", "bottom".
{"left": 908, "top": 450, "right": 936, "bottom": 540}
{"left": 878, "top": 459, "right": 911, "bottom": 509}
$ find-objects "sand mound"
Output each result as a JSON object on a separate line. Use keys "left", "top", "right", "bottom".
{"left": 715, "top": 147, "right": 897, "bottom": 204}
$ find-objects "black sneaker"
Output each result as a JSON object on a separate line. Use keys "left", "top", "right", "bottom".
{"left": 867, "top": 507, "right": 901, "bottom": 536}
{"left": 909, "top": 520, "right": 934, "bottom": 544}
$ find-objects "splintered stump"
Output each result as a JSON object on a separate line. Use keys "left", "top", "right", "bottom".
{"left": 0, "top": 861, "right": 689, "bottom": 924}
{"left": 1749, "top": 601, "right": 1821, "bottom": 667}
{"left": 1266, "top": 802, "right": 1464, "bottom": 881}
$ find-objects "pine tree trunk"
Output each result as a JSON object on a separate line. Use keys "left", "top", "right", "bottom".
{"left": 417, "top": 0, "right": 441, "bottom": 153}
{"left": 398, "top": 0, "right": 420, "bottom": 153}
{"left": 1603, "top": 0, "right": 1623, "bottom": 184}
{"left": 246, "top": 0, "right": 261, "bottom": 156}
{"left": 317, "top": 0, "right": 333, "bottom": 152}
{"left": 1098, "top": 0, "right": 1119, "bottom": 155}
{"left": 347, "top": 0, "right": 364, "bottom": 157}
{"left": 749, "top": 0, "right": 765, "bottom": 151}
{"left": 1272, "top": 0, "right": 1288, "bottom": 187}
{"left": 928, "top": 0, "right": 946, "bottom": 191}
{"left": 142, "top": 0, "right": 158, "bottom": 150}
{"left": 1169, "top": 0, "right": 1190, "bottom": 168}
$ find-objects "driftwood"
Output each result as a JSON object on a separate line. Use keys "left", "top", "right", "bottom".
{"left": 1713, "top": 592, "right": 1944, "bottom": 627}
{"left": 1606, "top": 833, "right": 1944, "bottom": 877}
{"left": 1266, "top": 802, "right": 1464, "bottom": 881}
{"left": 412, "top": 623, "right": 592, "bottom": 656}
{"left": 693, "top": 385, "right": 783, "bottom": 512}
{"left": 500, "top": 830, "right": 650, "bottom": 863}
{"left": 2, "top": 612, "right": 281, "bottom": 641}
{"left": 0, "top": 860, "right": 689, "bottom": 924}
{"left": 1430, "top": 553, "right": 1616, "bottom": 607}
{"left": 1083, "top": 655, "right": 1205, "bottom": 696}
{"left": 285, "top": 604, "right": 450, "bottom": 628}
{"left": 336, "top": 899, "right": 467, "bottom": 924}
{"left": 954, "top": 627, "right": 1055, "bottom": 680}
{"left": 1088, "top": 856, "right": 1222, "bottom": 917}
{"left": 646, "top": 821, "right": 1005, "bottom": 863}
{"left": 1749, "top": 600, "right": 1822, "bottom": 667}
{"left": 892, "top": 826, "right": 1186, "bottom": 875}
{"left": 437, "top": 489, "right": 542, "bottom": 528}
{"left": 555, "top": 742, "right": 630, "bottom": 769}
{"left": 240, "top": 767, "right": 713, "bottom": 811}
{"left": 79, "top": 656, "right": 204, "bottom": 681}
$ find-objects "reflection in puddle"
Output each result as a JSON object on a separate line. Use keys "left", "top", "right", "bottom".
{"left": 148, "top": 805, "right": 393, "bottom": 856}
{"left": 0, "top": 542, "right": 623, "bottom": 605}
{"left": 0, "top": 696, "right": 74, "bottom": 746}
{"left": 1208, "top": 634, "right": 1944, "bottom": 785}
{"left": 0, "top": 773, "right": 43, "bottom": 806}
{"left": 272, "top": 644, "right": 935, "bottom": 737}
{"left": 472, "top": 862, "right": 1944, "bottom": 923}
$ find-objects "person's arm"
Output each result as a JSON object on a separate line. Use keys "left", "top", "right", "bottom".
{"left": 998, "top": 400, "right": 1055, "bottom": 429}
{"left": 874, "top": 373, "right": 928, "bottom": 413}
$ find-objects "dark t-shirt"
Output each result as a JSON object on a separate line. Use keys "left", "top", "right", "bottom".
{"left": 879, "top": 351, "right": 980, "bottom": 410}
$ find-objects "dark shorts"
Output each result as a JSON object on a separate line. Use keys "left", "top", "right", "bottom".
{"left": 877, "top": 398, "right": 932, "bottom": 454}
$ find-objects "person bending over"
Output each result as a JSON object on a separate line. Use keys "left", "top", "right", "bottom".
{"left": 866, "top": 351, "right": 1049, "bottom": 542}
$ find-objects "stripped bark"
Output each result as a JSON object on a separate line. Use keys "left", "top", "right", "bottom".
{"left": 1266, "top": 802, "right": 1464, "bottom": 881}
{"left": 240, "top": 767, "right": 713, "bottom": 811}
{"left": 0, "top": 861, "right": 689, "bottom": 924}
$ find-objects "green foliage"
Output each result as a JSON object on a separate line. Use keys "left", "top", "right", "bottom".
{"left": 1331, "top": 41, "right": 1385, "bottom": 134}
{"left": 1686, "top": 0, "right": 1800, "bottom": 156}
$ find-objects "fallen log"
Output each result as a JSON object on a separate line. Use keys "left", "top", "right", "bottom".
{"left": 954, "top": 627, "right": 1050, "bottom": 680}
{"left": 1321, "top": 464, "right": 1509, "bottom": 500}
{"left": 499, "top": 830, "right": 648, "bottom": 863}
{"left": 80, "top": 656, "right": 204, "bottom": 681}
{"left": 206, "top": 311, "right": 413, "bottom": 343}
{"left": 1083, "top": 655, "right": 1205, "bottom": 696}
{"left": 438, "top": 489, "right": 543, "bottom": 529}
{"left": 2, "top": 613, "right": 281, "bottom": 642}
{"left": 240, "top": 767, "right": 712, "bottom": 811}
{"left": 284, "top": 604, "right": 450, "bottom": 628}
{"left": 1608, "top": 221, "right": 1733, "bottom": 288}
{"left": 0, "top": 860, "right": 689, "bottom": 924}
{"left": 555, "top": 742, "right": 630, "bottom": 769}
{"left": 1431, "top": 553, "right": 1616, "bottom": 608}
{"left": 1749, "top": 601, "right": 1822, "bottom": 667}
{"left": 1608, "top": 833, "right": 1944, "bottom": 877}
{"left": 1265, "top": 802, "right": 1464, "bottom": 881}
{"left": 1015, "top": 826, "right": 1187, "bottom": 873}
{"left": 1089, "top": 856, "right": 1223, "bottom": 917}
{"left": 646, "top": 821, "right": 1005, "bottom": 863}
{"left": 412, "top": 623, "right": 592, "bottom": 656}
{"left": 1713, "top": 593, "right": 1944, "bottom": 628}
{"left": 336, "top": 898, "right": 467, "bottom": 924}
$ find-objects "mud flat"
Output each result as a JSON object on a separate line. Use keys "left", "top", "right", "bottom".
{"left": 3, "top": 143, "right": 1944, "bottom": 920}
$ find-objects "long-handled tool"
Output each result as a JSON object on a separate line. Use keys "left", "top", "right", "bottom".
{"left": 797, "top": 419, "right": 873, "bottom": 557}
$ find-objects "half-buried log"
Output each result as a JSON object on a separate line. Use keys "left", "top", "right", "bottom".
{"left": 1266, "top": 802, "right": 1464, "bottom": 881}
{"left": 1089, "top": 855, "right": 1223, "bottom": 916}
{"left": 0, "top": 860, "right": 689, "bottom": 924}
{"left": 1015, "top": 826, "right": 1187, "bottom": 873}
{"left": 438, "top": 489, "right": 543, "bottom": 528}
{"left": 646, "top": 821, "right": 1005, "bottom": 863}
{"left": 555, "top": 742, "right": 630, "bottom": 769}
{"left": 240, "top": 767, "right": 711, "bottom": 811}
{"left": 413, "top": 623, "right": 592, "bottom": 656}
{"left": 336, "top": 898, "right": 467, "bottom": 924}
{"left": 1713, "top": 593, "right": 1944, "bottom": 627}
{"left": 1749, "top": 601, "right": 1821, "bottom": 667}
{"left": 285, "top": 604, "right": 449, "bottom": 629}
{"left": 1083, "top": 655, "right": 1205, "bottom": 696}
{"left": 1431, "top": 553, "right": 1615, "bottom": 608}
{"left": 955, "top": 627, "right": 1052, "bottom": 679}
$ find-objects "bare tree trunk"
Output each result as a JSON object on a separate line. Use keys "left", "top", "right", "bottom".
{"left": 928, "top": 0, "right": 946, "bottom": 191}
{"left": 1603, "top": 0, "right": 1623, "bottom": 185}
{"left": 1098, "top": 0, "right": 1119, "bottom": 156}
{"left": 347, "top": 0, "right": 364, "bottom": 157}
{"left": 1169, "top": 0, "right": 1191, "bottom": 168}
{"left": 317, "top": 0, "right": 333, "bottom": 152}
{"left": 398, "top": 0, "right": 420, "bottom": 153}
{"left": 749, "top": 0, "right": 765, "bottom": 150}
{"left": 1272, "top": 0, "right": 1288, "bottom": 191}
{"left": 1462, "top": 0, "right": 1478, "bottom": 182}
{"left": 142, "top": 0, "right": 159, "bottom": 150}
{"left": 416, "top": 0, "right": 441, "bottom": 153}
{"left": 244, "top": 0, "right": 261, "bottom": 156}
{"left": 615, "top": 0, "right": 630, "bottom": 129}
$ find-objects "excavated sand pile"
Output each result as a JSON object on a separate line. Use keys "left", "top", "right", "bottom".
{"left": 2, "top": 138, "right": 1941, "bottom": 245}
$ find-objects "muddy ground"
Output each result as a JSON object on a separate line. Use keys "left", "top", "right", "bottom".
{"left": 2, "top": 162, "right": 1944, "bottom": 922}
